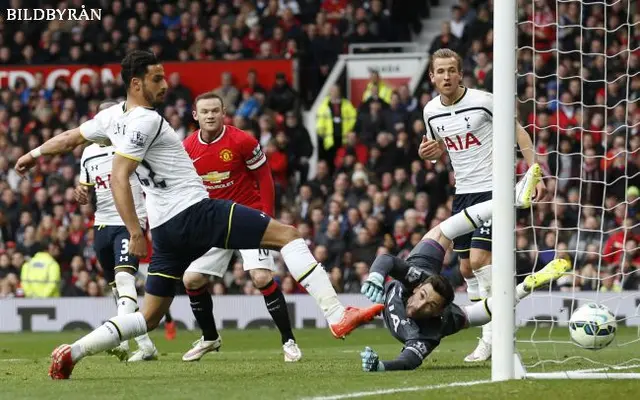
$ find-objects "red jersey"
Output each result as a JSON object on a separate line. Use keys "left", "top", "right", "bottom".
{"left": 183, "top": 125, "right": 271, "bottom": 213}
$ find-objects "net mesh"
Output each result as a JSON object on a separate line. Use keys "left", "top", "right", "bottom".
{"left": 514, "top": 0, "right": 640, "bottom": 374}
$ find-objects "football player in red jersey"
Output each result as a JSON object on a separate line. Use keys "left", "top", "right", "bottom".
{"left": 181, "top": 92, "right": 301, "bottom": 362}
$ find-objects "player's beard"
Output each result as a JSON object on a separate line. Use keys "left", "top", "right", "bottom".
{"left": 142, "top": 83, "right": 164, "bottom": 108}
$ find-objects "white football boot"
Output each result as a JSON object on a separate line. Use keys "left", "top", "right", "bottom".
{"left": 283, "top": 339, "right": 302, "bottom": 362}
{"left": 464, "top": 338, "right": 492, "bottom": 363}
{"left": 515, "top": 163, "right": 542, "bottom": 209}
{"left": 127, "top": 346, "right": 158, "bottom": 362}
{"left": 182, "top": 336, "right": 222, "bottom": 362}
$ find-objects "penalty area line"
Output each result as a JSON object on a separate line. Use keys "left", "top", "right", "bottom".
{"left": 300, "top": 379, "right": 492, "bottom": 400}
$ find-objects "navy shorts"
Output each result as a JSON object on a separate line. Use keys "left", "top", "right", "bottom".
{"left": 93, "top": 225, "right": 140, "bottom": 284}
{"left": 146, "top": 199, "right": 271, "bottom": 297}
{"left": 451, "top": 191, "right": 492, "bottom": 259}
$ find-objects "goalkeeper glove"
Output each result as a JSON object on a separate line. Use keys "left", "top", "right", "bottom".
{"left": 360, "top": 346, "right": 385, "bottom": 372}
{"left": 361, "top": 272, "right": 385, "bottom": 304}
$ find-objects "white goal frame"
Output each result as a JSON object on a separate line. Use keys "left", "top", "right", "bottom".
{"left": 491, "top": 0, "right": 640, "bottom": 382}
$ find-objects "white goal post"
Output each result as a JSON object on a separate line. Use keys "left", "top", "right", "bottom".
{"left": 491, "top": 0, "right": 517, "bottom": 382}
{"left": 492, "top": 0, "right": 640, "bottom": 381}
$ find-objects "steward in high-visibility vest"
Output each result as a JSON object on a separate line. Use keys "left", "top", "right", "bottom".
{"left": 361, "top": 70, "right": 393, "bottom": 104}
{"left": 20, "top": 251, "right": 61, "bottom": 298}
{"left": 316, "top": 93, "right": 357, "bottom": 152}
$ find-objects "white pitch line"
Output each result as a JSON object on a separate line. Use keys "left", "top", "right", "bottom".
{"left": 568, "top": 364, "right": 640, "bottom": 374}
{"left": 300, "top": 379, "right": 492, "bottom": 400}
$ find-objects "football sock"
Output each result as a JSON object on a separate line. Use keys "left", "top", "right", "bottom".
{"left": 481, "top": 322, "right": 493, "bottom": 345}
{"left": 187, "top": 285, "right": 219, "bottom": 341}
{"left": 70, "top": 312, "right": 147, "bottom": 363}
{"left": 259, "top": 279, "right": 295, "bottom": 344}
{"left": 464, "top": 276, "right": 481, "bottom": 302}
{"left": 474, "top": 265, "right": 492, "bottom": 298}
{"left": 165, "top": 310, "right": 173, "bottom": 323}
{"left": 440, "top": 200, "right": 492, "bottom": 240}
{"left": 280, "top": 238, "right": 344, "bottom": 325}
{"left": 115, "top": 271, "right": 154, "bottom": 350}
{"left": 463, "top": 298, "right": 493, "bottom": 327}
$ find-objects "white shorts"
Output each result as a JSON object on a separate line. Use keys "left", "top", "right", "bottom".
{"left": 186, "top": 248, "right": 275, "bottom": 277}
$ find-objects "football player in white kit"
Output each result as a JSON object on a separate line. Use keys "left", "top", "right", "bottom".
{"left": 15, "top": 50, "right": 384, "bottom": 380}
{"left": 419, "top": 48, "right": 547, "bottom": 362}
{"left": 75, "top": 100, "right": 158, "bottom": 362}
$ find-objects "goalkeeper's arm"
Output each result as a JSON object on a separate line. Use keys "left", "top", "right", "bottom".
{"left": 380, "top": 348, "right": 425, "bottom": 371}
{"left": 370, "top": 254, "right": 417, "bottom": 286}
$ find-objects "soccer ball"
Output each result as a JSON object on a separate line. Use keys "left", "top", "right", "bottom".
{"left": 568, "top": 303, "right": 617, "bottom": 350}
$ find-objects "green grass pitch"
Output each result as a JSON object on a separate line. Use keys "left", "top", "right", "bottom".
{"left": 1, "top": 327, "right": 639, "bottom": 399}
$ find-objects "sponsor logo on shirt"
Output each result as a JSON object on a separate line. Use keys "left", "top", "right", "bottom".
{"left": 201, "top": 171, "right": 231, "bottom": 184}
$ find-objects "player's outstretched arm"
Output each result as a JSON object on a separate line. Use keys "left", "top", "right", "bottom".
{"left": 111, "top": 154, "right": 146, "bottom": 258}
{"left": 15, "top": 128, "right": 87, "bottom": 177}
{"left": 361, "top": 342, "right": 430, "bottom": 372}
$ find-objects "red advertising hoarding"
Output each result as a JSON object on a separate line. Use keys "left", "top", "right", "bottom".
{"left": 0, "top": 59, "right": 294, "bottom": 98}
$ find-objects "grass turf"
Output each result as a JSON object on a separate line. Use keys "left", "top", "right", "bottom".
{"left": 1, "top": 327, "right": 639, "bottom": 399}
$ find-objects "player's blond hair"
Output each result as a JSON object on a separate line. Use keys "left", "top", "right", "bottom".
{"left": 429, "top": 48, "right": 463, "bottom": 73}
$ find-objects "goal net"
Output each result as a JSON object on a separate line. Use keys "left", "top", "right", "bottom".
{"left": 509, "top": 0, "right": 640, "bottom": 379}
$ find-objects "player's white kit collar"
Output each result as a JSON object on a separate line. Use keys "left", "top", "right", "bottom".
{"left": 439, "top": 86, "right": 468, "bottom": 107}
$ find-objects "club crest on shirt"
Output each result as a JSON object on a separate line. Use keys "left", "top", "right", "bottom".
{"left": 129, "top": 130, "right": 148, "bottom": 147}
{"left": 220, "top": 148, "right": 234, "bottom": 162}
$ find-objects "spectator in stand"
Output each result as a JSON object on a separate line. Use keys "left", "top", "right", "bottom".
{"left": 213, "top": 72, "right": 240, "bottom": 115}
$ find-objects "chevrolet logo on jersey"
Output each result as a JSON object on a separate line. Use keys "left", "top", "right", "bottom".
{"left": 201, "top": 171, "right": 231, "bottom": 184}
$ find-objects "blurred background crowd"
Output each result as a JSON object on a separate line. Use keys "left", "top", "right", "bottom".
{"left": 0, "top": 0, "right": 638, "bottom": 299}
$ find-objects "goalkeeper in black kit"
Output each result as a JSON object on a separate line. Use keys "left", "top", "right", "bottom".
{"left": 358, "top": 164, "right": 571, "bottom": 372}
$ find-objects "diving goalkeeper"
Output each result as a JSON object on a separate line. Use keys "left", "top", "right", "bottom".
{"left": 359, "top": 164, "right": 570, "bottom": 371}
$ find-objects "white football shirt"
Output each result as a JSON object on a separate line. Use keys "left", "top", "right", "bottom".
{"left": 423, "top": 87, "right": 494, "bottom": 194}
{"left": 79, "top": 103, "right": 208, "bottom": 228}
{"left": 79, "top": 144, "right": 147, "bottom": 227}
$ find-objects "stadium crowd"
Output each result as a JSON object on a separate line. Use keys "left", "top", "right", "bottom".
{"left": 0, "top": 0, "right": 639, "bottom": 299}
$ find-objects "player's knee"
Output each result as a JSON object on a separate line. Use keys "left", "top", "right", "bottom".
{"left": 183, "top": 271, "right": 209, "bottom": 290}
{"left": 470, "top": 250, "right": 491, "bottom": 271}
{"left": 264, "top": 220, "right": 301, "bottom": 247}
{"left": 250, "top": 269, "right": 272, "bottom": 289}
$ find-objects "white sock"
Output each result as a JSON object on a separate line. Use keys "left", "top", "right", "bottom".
{"left": 280, "top": 238, "right": 345, "bottom": 324}
{"left": 441, "top": 200, "right": 492, "bottom": 240}
{"left": 463, "top": 298, "right": 493, "bottom": 327}
{"left": 481, "top": 322, "right": 492, "bottom": 344}
{"left": 464, "top": 276, "right": 481, "bottom": 302}
{"left": 70, "top": 312, "right": 147, "bottom": 362}
{"left": 115, "top": 272, "right": 155, "bottom": 351}
{"left": 474, "top": 265, "right": 492, "bottom": 298}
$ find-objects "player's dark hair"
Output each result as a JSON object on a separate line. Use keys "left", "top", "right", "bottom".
{"left": 193, "top": 91, "right": 225, "bottom": 108}
{"left": 98, "top": 100, "right": 118, "bottom": 111}
{"left": 426, "top": 275, "right": 455, "bottom": 307}
{"left": 120, "top": 50, "right": 159, "bottom": 91}
{"left": 429, "top": 48, "right": 463, "bottom": 73}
